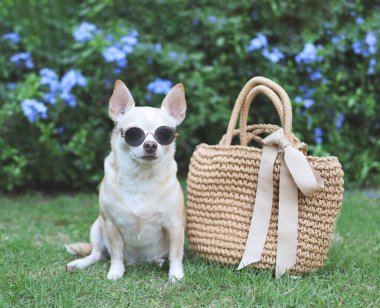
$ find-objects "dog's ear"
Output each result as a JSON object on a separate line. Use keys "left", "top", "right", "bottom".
{"left": 161, "top": 83, "right": 186, "bottom": 125}
{"left": 109, "top": 80, "right": 135, "bottom": 121}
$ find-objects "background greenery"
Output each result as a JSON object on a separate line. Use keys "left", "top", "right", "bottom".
{"left": 1, "top": 0, "right": 380, "bottom": 191}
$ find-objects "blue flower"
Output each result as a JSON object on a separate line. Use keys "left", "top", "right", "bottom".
{"left": 303, "top": 99, "right": 314, "bottom": 109}
{"left": 262, "top": 47, "right": 284, "bottom": 63}
{"left": 10, "top": 52, "right": 34, "bottom": 69}
{"left": 298, "top": 85, "right": 315, "bottom": 98}
{"left": 113, "top": 67, "right": 123, "bottom": 75}
{"left": 60, "top": 69, "right": 87, "bottom": 93}
{"left": 60, "top": 91, "right": 77, "bottom": 107}
{"left": 73, "top": 22, "right": 97, "bottom": 42}
{"left": 294, "top": 96, "right": 314, "bottom": 108}
{"left": 7, "top": 83, "right": 16, "bottom": 89}
{"left": 102, "top": 46, "right": 126, "bottom": 63}
{"left": 120, "top": 31, "right": 139, "bottom": 55}
{"left": 331, "top": 36, "right": 340, "bottom": 44}
{"left": 336, "top": 113, "right": 345, "bottom": 129}
{"left": 147, "top": 78, "right": 173, "bottom": 95}
{"left": 168, "top": 52, "right": 178, "bottom": 59}
{"left": 120, "top": 33, "right": 138, "bottom": 47}
{"left": 129, "top": 30, "right": 138, "bottom": 37}
{"left": 352, "top": 41, "right": 364, "bottom": 55}
{"left": 295, "top": 86, "right": 316, "bottom": 108}
{"left": 122, "top": 44, "right": 133, "bottom": 54}
{"left": 102, "top": 44, "right": 128, "bottom": 69}
{"left": 57, "top": 70, "right": 86, "bottom": 107}
{"left": 365, "top": 32, "right": 377, "bottom": 45}
{"left": 368, "top": 58, "right": 376, "bottom": 75}
{"left": 57, "top": 126, "right": 65, "bottom": 134}
{"left": 153, "top": 43, "right": 162, "bottom": 52}
{"left": 352, "top": 33, "right": 377, "bottom": 57}
{"left": 40, "top": 68, "right": 58, "bottom": 83}
{"left": 331, "top": 33, "right": 346, "bottom": 51}
{"left": 294, "top": 96, "right": 302, "bottom": 104}
{"left": 105, "top": 34, "right": 114, "bottom": 42}
{"left": 313, "top": 127, "right": 323, "bottom": 144}
{"left": 310, "top": 70, "right": 323, "bottom": 81}
{"left": 21, "top": 99, "right": 47, "bottom": 122}
{"left": 331, "top": 33, "right": 345, "bottom": 44}
{"left": 2, "top": 32, "right": 20, "bottom": 44}
{"left": 117, "top": 58, "right": 128, "bottom": 68}
{"left": 365, "top": 32, "right": 377, "bottom": 54}
{"left": 208, "top": 16, "right": 217, "bottom": 23}
{"left": 44, "top": 92, "right": 57, "bottom": 105}
{"left": 247, "top": 33, "right": 268, "bottom": 52}
{"left": 356, "top": 16, "right": 364, "bottom": 24}
{"left": 39, "top": 69, "right": 87, "bottom": 106}
{"left": 40, "top": 68, "right": 59, "bottom": 92}
{"left": 295, "top": 43, "right": 320, "bottom": 64}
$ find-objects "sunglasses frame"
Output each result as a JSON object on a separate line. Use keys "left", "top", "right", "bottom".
{"left": 120, "top": 125, "right": 178, "bottom": 147}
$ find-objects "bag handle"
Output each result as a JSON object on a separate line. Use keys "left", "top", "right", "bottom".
{"left": 219, "top": 124, "right": 308, "bottom": 153}
{"left": 221, "top": 76, "right": 293, "bottom": 146}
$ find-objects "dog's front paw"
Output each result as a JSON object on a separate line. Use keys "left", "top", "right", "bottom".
{"left": 107, "top": 262, "right": 125, "bottom": 281}
{"left": 107, "top": 270, "right": 124, "bottom": 280}
{"left": 168, "top": 265, "right": 184, "bottom": 283}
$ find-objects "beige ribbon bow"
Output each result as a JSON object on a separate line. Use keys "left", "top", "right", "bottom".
{"left": 237, "top": 128, "right": 324, "bottom": 278}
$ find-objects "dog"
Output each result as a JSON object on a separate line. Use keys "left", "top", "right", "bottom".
{"left": 65, "top": 80, "right": 186, "bottom": 282}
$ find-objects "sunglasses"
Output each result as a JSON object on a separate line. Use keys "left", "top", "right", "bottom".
{"left": 120, "top": 126, "right": 178, "bottom": 147}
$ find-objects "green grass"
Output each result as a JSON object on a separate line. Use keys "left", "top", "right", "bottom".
{"left": 1, "top": 190, "right": 379, "bottom": 307}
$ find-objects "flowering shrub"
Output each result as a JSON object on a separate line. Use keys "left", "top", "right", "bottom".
{"left": 0, "top": 0, "right": 379, "bottom": 191}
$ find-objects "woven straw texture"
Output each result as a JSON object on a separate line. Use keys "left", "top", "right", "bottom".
{"left": 186, "top": 77, "right": 344, "bottom": 275}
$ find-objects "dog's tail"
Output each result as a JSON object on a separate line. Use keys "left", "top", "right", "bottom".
{"left": 65, "top": 242, "right": 92, "bottom": 256}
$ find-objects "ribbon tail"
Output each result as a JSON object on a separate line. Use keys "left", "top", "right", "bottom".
{"left": 275, "top": 159, "right": 298, "bottom": 278}
{"left": 237, "top": 145, "right": 278, "bottom": 270}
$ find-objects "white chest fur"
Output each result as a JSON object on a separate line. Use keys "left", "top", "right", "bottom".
{"left": 99, "top": 154, "right": 182, "bottom": 264}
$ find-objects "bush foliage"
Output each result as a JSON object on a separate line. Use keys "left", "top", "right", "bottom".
{"left": 1, "top": 0, "right": 379, "bottom": 191}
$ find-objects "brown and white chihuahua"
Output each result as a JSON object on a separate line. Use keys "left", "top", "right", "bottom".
{"left": 66, "top": 80, "right": 186, "bottom": 282}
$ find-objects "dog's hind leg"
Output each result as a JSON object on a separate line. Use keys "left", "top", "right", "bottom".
{"left": 66, "top": 217, "right": 106, "bottom": 271}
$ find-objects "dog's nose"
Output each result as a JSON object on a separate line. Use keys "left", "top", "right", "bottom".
{"left": 143, "top": 141, "right": 157, "bottom": 153}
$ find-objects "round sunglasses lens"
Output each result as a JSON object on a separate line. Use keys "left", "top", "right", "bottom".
{"left": 125, "top": 127, "right": 145, "bottom": 146}
{"left": 154, "top": 126, "right": 175, "bottom": 145}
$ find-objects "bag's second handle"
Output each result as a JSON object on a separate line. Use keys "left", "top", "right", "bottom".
{"left": 222, "top": 76, "right": 293, "bottom": 146}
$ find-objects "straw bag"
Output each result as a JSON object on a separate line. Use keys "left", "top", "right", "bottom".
{"left": 186, "top": 76, "right": 344, "bottom": 277}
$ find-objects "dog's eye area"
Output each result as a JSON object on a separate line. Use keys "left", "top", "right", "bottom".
{"left": 124, "top": 127, "right": 145, "bottom": 146}
{"left": 154, "top": 126, "right": 176, "bottom": 145}
{"left": 121, "top": 126, "right": 177, "bottom": 146}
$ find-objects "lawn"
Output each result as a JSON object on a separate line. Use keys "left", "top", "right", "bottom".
{"left": 0, "top": 189, "right": 379, "bottom": 307}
